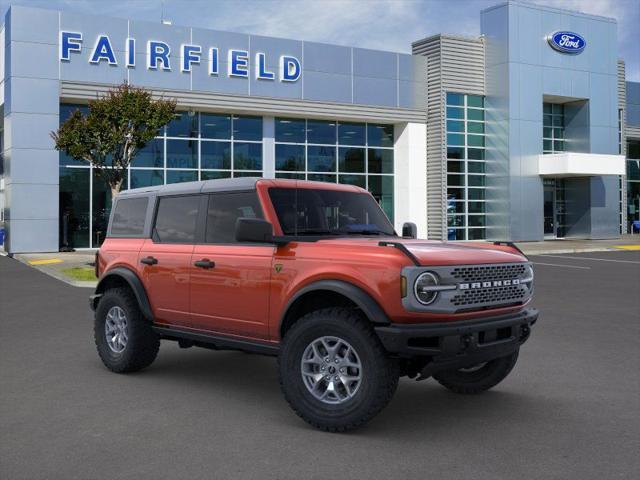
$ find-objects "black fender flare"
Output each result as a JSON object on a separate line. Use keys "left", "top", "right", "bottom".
{"left": 93, "top": 267, "right": 154, "bottom": 322}
{"left": 281, "top": 280, "right": 391, "bottom": 331}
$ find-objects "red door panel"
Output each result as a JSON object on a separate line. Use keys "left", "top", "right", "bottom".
{"left": 189, "top": 244, "right": 274, "bottom": 339}
{"left": 138, "top": 239, "right": 194, "bottom": 327}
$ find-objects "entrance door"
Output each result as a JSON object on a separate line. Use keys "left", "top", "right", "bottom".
{"left": 544, "top": 179, "right": 555, "bottom": 237}
{"left": 543, "top": 179, "right": 567, "bottom": 238}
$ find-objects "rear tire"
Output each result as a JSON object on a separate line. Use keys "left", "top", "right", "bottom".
{"left": 94, "top": 287, "right": 160, "bottom": 373}
{"left": 433, "top": 349, "right": 519, "bottom": 394}
{"left": 278, "top": 307, "right": 399, "bottom": 432}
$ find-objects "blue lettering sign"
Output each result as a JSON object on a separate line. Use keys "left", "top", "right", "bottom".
{"left": 280, "top": 56, "right": 301, "bottom": 82}
{"left": 126, "top": 38, "right": 135, "bottom": 67}
{"left": 59, "top": 31, "right": 303, "bottom": 83}
{"left": 90, "top": 35, "right": 117, "bottom": 65}
{"left": 60, "top": 31, "right": 82, "bottom": 61}
{"left": 181, "top": 44, "right": 201, "bottom": 72}
{"left": 547, "top": 31, "right": 586, "bottom": 54}
{"left": 148, "top": 41, "right": 171, "bottom": 70}
{"left": 229, "top": 50, "right": 249, "bottom": 77}
{"left": 256, "top": 53, "right": 275, "bottom": 80}
{"left": 209, "top": 48, "right": 219, "bottom": 75}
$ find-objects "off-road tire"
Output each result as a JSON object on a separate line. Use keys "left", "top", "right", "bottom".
{"left": 278, "top": 307, "right": 399, "bottom": 432}
{"left": 433, "top": 349, "right": 519, "bottom": 394}
{"left": 94, "top": 287, "right": 160, "bottom": 373}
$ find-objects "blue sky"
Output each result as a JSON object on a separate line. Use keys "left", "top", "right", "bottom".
{"left": 1, "top": 0, "right": 638, "bottom": 80}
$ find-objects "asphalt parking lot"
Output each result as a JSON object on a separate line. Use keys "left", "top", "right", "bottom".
{"left": 1, "top": 250, "right": 638, "bottom": 480}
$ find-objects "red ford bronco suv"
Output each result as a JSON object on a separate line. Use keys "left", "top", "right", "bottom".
{"left": 91, "top": 178, "right": 537, "bottom": 432}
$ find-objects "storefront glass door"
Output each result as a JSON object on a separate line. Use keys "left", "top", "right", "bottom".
{"left": 543, "top": 178, "right": 567, "bottom": 238}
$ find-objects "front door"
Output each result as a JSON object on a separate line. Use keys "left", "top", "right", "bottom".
{"left": 543, "top": 179, "right": 567, "bottom": 238}
{"left": 543, "top": 179, "right": 555, "bottom": 237}
{"left": 189, "top": 191, "right": 274, "bottom": 340}
{"left": 138, "top": 194, "right": 200, "bottom": 327}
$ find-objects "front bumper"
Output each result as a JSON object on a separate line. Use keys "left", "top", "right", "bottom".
{"left": 375, "top": 308, "right": 538, "bottom": 376}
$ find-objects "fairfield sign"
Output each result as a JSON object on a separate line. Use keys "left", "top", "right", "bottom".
{"left": 59, "top": 31, "right": 302, "bottom": 82}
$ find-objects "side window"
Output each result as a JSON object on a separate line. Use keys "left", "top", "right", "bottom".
{"left": 205, "top": 192, "right": 263, "bottom": 243}
{"left": 110, "top": 197, "right": 148, "bottom": 236}
{"left": 154, "top": 195, "right": 200, "bottom": 243}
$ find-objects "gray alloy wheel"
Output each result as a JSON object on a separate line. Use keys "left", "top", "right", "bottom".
{"left": 104, "top": 305, "right": 128, "bottom": 353}
{"left": 300, "top": 336, "right": 363, "bottom": 405}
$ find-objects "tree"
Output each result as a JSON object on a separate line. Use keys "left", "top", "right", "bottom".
{"left": 52, "top": 83, "right": 176, "bottom": 200}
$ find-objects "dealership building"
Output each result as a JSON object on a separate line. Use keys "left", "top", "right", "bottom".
{"left": 0, "top": 1, "right": 639, "bottom": 252}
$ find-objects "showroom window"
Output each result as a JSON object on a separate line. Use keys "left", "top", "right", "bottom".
{"left": 274, "top": 118, "right": 395, "bottom": 221}
{"left": 445, "top": 92, "right": 486, "bottom": 241}
{"left": 543, "top": 103, "right": 565, "bottom": 154}
{"left": 58, "top": 103, "right": 263, "bottom": 248}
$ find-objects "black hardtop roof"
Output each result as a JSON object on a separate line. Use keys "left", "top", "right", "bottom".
{"left": 116, "top": 177, "right": 260, "bottom": 198}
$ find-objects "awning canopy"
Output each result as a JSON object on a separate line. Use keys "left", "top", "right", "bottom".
{"left": 537, "top": 152, "right": 626, "bottom": 177}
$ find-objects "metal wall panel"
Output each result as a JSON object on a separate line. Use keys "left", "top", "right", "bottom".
{"left": 626, "top": 81, "right": 640, "bottom": 128}
{"left": 412, "top": 34, "right": 485, "bottom": 240}
{"left": 53, "top": 10, "right": 428, "bottom": 111}
{"left": 3, "top": 5, "right": 60, "bottom": 253}
{"left": 482, "top": 1, "right": 621, "bottom": 241}
{"left": 60, "top": 81, "right": 426, "bottom": 123}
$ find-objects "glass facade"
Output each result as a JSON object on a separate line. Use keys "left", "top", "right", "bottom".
{"left": 445, "top": 92, "right": 487, "bottom": 240}
{"left": 627, "top": 140, "right": 640, "bottom": 232}
{"left": 58, "top": 104, "right": 263, "bottom": 248}
{"left": 58, "top": 105, "right": 396, "bottom": 248}
{"left": 274, "top": 118, "right": 395, "bottom": 221}
{"left": 543, "top": 103, "right": 565, "bottom": 154}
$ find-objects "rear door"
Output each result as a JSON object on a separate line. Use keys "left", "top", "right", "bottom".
{"left": 189, "top": 191, "right": 274, "bottom": 340}
{"left": 138, "top": 194, "right": 202, "bottom": 327}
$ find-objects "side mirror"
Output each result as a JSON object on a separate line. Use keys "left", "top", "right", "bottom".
{"left": 402, "top": 222, "right": 417, "bottom": 239}
{"left": 236, "top": 218, "right": 274, "bottom": 243}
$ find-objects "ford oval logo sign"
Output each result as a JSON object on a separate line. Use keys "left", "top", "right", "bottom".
{"left": 547, "top": 31, "right": 586, "bottom": 54}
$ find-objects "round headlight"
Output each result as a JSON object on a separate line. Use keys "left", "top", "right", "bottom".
{"left": 414, "top": 272, "right": 439, "bottom": 305}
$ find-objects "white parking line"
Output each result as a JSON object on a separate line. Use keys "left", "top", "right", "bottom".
{"left": 531, "top": 262, "right": 591, "bottom": 270}
{"left": 536, "top": 254, "right": 640, "bottom": 265}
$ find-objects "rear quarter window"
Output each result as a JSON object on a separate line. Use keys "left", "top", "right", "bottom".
{"left": 110, "top": 197, "right": 149, "bottom": 236}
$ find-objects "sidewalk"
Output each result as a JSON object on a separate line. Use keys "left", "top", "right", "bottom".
{"left": 11, "top": 251, "right": 97, "bottom": 288}
{"left": 516, "top": 235, "right": 640, "bottom": 255}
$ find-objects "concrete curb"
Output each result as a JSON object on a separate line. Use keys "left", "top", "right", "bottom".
{"left": 520, "top": 247, "right": 622, "bottom": 255}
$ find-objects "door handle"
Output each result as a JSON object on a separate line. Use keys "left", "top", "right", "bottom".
{"left": 194, "top": 259, "right": 215, "bottom": 269}
{"left": 140, "top": 256, "right": 158, "bottom": 266}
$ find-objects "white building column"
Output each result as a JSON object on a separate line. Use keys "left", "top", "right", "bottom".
{"left": 394, "top": 122, "right": 427, "bottom": 238}
{"left": 262, "top": 116, "right": 275, "bottom": 178}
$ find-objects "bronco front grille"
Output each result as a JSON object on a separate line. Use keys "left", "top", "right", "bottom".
{"left": 402, "top": 261, "right": 534, "bottom": 314}
{"left": 451, "top": 284, "right": 528, "bottom": 307}
{"left": 451, "top": 264, "right": 527, "bottom": 283}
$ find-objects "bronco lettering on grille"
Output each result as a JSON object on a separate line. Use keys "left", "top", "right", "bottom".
{"left": 458, "top": 279, "right": 520, "bottom": 290}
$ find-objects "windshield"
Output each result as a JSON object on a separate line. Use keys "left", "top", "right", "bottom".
{"left": 268, "top": 187, "right": 396, "bottom": 237}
